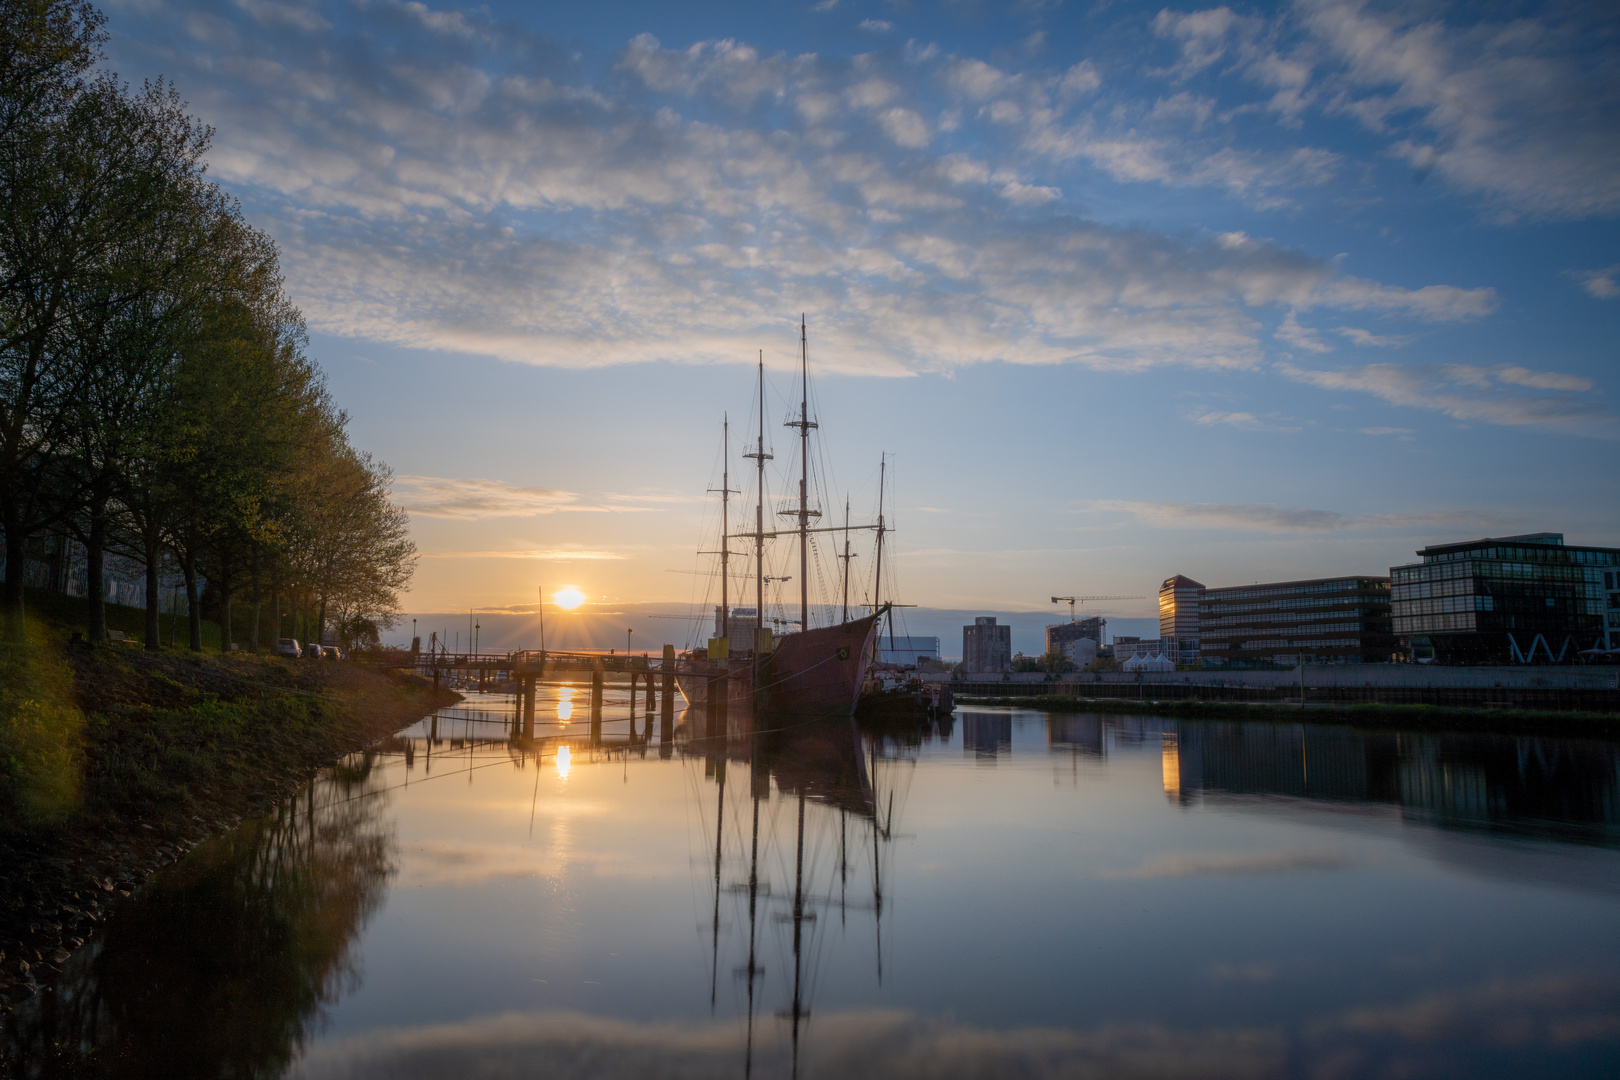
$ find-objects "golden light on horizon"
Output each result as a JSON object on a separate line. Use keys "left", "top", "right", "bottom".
{"left": 554, "top": 586, "right": 586, "bottom": 610}
{"left": 556, "top": 744, "right": 572, "bottom": 779}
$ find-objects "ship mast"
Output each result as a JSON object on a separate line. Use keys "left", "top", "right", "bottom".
{"left": 721, "top": 418, "right": 730, "bottom": 641}
{"left": 839, "top": 497, "right": 852, "bottom": 622}
{"left": 786, "top": 316, "right": 818, "bottom": 633}
{"left": 744, "top": 352, "right": 771, "bottom": 646}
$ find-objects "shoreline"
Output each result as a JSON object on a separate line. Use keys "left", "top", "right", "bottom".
{"left": 953, "top": 694, "right": 1620, "bottom": 737}
{"left": 0, "top": 643, "right": 458, "bottom": 1010}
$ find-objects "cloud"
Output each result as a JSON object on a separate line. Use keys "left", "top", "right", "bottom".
{"left": 1276, "top": 362, "right": 1615, "bottom": 436}
{"left": 1297, "top": 0, "right": 1620, "bottom": 219}
{"left": 1102, "top": 849, "right": 1354, "bottom": 879}
{"left": 1275, "top": 311, "right": 1331, "bottom": 353}
{"left": 291, "top": 977, "right": 1620, "bottom": 1080}
{"left": 1083, "top": 500, "right": 1508, "bottom": 534}
{"left": 99, "top": 4, "right": 1497, "bottom": 382}
{"left": 1189, "top": 410, "right": 1302, "bottom": 434}
{"left": 391, "top": 476, "right": 583, "bottom": 518}
{"left": 1335, "top": 326, "right": 1412, "bottom": 347}
{"left": 1358, "top": 426, "right": 1413, "bottom": 437}
{"left": 858, "top": 19, "right": 892, "bottom": 33}
{"left": 417, "top": 549, "right": 628, "bottom": 560}
{"left": 1573, "top": 266, "right": 1620, "bottom": 300}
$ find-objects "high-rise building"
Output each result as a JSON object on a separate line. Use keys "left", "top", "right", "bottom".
{"left": 1390, "top": 533, "right": 1619, "bottom": 664}
{"left": 1159, "top": 575, "right": 1204, "bottom": 665}
{"left": 962, "top": 617, "right": 1012, "bottom": 674}
{"left": 1200, "top": 577, "right": 1394, "bottom": 667}
{"left": 1045, "top": 616, "right": 1105, "bottom": 657}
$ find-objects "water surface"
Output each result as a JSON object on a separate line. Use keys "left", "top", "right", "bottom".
{"left": 18, "top": 692, "right": 1620, "bottom": 1078}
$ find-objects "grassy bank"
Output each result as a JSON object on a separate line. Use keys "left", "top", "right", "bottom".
{"left": 954, "top": 694, "right": 1620, "bottom": 737}
{"left": 0, "top": 608, "right": 455, "bottom": 1006}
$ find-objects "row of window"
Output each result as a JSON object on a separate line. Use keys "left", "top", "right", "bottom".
{"left": 1421, "top": 545, "right": 1618, "bottom": 565}
{"left": 1393, "top": 595, "right": 1493, "bottom": 616}
{"left": 1394, "top": 613, "right": 1478, "bottom": 633}
{"left": 1205, "top": 622, "right": 1369, "bottom": 639}
{"left": 1202, "top": 579, "right": 1385, "bottom": 602}
{"left": 1202, "top": 608, "right": 1384, "bottom": 625}
{"left": 1206, "top": 638, "right": 1367, "bottom": 651}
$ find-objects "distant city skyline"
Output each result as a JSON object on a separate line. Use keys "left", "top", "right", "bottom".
{"left": 102, "top": 0, "right": 1620, "bottom": 617}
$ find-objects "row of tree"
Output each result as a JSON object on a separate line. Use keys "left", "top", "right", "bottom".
{"left": 1, "top": 0, "right": 414, "bottom": 650}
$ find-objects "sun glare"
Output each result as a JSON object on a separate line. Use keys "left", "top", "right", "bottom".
{"left": 554, "top": 586, "right": 586, "bottom": 610}
{"left": 555, "top": 744, "right": 572, "bottom": 780}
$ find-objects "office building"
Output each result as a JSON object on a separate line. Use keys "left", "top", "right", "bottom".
{"left": 878, "top": 635, "right": 942, "bottom": 665}
{"left": 1115, "top": 636, "right": 1174, "bottom": 671}
{"left": 1045, "top": 616, "right": 1105, "bottom": 657}
{"left": 712, "top": 605, "right": 760, "bottom": 644}
{"left": 1159, "top": 575, "right": 1204, "bottom": 665}
{"left": 962, "top": 617, "right": 1012, "bottom": 674}
{"left": 1390, "top": 532, "right": 1619, "bottom": 664}
{"left": 1200, "top": 577, "right": 1394, "bottom": 667}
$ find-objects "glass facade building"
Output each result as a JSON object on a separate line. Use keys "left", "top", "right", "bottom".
{"left": 1158, "top": 575, "right": 1204, "bottom": 666}
{"left": 1390, "top": 533, "right": 1619, "bottom": 664}
{"left": 1200, "top": 577, "right": 1395, "bottom": 667}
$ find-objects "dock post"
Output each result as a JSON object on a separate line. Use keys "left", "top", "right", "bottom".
{"left": 628, "top": 672, "right": 638, "bottom": 739}
{"left": 706, "top": 673, "right": 722, "bottom": 740}
{"left": 521, "top": 673, "right": 536, "bottom": 739}
{"left": 661, "top": 644, "right": 675, "bottom": 748}
{"left": 591, "top": 664, "right": 604, "bottom": 746}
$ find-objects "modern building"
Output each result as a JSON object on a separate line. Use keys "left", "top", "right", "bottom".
{"left": 1115, "top": 635, "right": 1174, "bottom": 671}
{"left": 962, "top": 617, "right": 1012, "bottom": 674}
{"left": 1390, "top": 533, "right": 1619, "bottom": 664}
{"left": 1045, "top": 616, "right": 1106, "bottom": 658}
{"left": 1159, "top": 575, "right": 1204, "bottom": 665}
{"left": 1200, "top": 577, "right": 1395, "bottom": 667}
{"left": 712, "top": 605, "right": 760, "bottom": 644}
{"left": 878, "top": 635, "right": 942, "bottom": 666}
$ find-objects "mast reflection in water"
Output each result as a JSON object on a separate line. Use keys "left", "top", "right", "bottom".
{"left": 8, "top": 693, "right": 1620, "bottom": 1079}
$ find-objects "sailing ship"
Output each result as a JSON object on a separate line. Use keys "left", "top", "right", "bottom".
{"left": 677, "top": 318, "right": 891, "bottom": 722}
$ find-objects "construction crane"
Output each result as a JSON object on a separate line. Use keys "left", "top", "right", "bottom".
{"left": 1050, "top": 595, "right": 1144, "bottom": 621}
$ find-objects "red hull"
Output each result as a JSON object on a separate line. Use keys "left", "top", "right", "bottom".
{"left": 756, "top": 609, "right": 885, "bottom": 719}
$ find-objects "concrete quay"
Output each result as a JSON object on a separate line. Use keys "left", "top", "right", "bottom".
{"left": 936, "top": 664, "right": 1620, "bottom": 711}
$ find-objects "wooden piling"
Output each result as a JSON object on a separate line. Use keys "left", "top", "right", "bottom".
{"left": 661, "top": 644, "right": 676, "bottom": 745}
{"left": 591, "top": 664, "right": 604, "bottom": 745}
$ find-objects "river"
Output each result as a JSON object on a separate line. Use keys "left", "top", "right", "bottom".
{"left": 10, "top": 689, "right": 1620, "bottom": 1078}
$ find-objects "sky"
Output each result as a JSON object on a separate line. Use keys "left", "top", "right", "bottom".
{"left": 100, "top": 0, "right": 1620, "bottom": 645}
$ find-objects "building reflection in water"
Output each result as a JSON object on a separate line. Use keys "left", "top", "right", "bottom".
{"left": 1164, "top": 721, "right": 1620, "bottom": 847}
{"left": 960, "top": 712, "right": 1012, "bottom": 760}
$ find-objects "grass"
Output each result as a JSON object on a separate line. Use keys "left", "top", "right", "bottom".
{"left": 0, "top": 591, "right": 456, "bottom": 1001}
{"left": 953, "top": 694, "right": 1620, "bottom": 737}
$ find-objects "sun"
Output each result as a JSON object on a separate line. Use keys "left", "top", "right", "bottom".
{"left": 553, "top": 586, "right": 586, "bottom": 611}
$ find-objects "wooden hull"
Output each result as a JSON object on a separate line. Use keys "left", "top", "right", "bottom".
{"left": 756, "top": 610, "right": 885, "bottom": 720}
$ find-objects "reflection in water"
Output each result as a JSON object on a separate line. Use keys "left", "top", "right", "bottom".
{"left": 1167, "top": 721, "right": 1620, "bottom": 846}
{"left": 7, "top": 751, "right": 395, "bottom": 1075}
{"left": 9, "top": 693, "right": 1620, "bottom": 1079}
{"left": 959, "top": 712, "right": 1011, "bottom": 759}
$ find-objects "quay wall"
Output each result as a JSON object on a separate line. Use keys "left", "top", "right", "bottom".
{"left": 935, "top": 665, "right": 1620, "bottom": 711}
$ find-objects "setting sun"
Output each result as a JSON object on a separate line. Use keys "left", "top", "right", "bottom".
{"left": 553, "top": 586, "right": 585, "bottom": 610}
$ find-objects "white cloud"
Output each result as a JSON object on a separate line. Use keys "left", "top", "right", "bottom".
{"left": 1277, "top": 362, "right": 1615, "bottom": 436}
{"left": 1336, "top": 326, "right": 1412, "bottom": 347}
{"left": 858, "top": 19, "right": 892, "bottom": 34}
{"left": 417, "top": 549, "right": 628, "bottom": 560}
{"left": 1189, "top": 410, "right": 1302, "bottom": 434}
{"left": 1574, "top": 266, "right": 1620, "bottom": 300}
{"left": 1085, "top": 500, "right": 1508, "bottom": 534}
{"left": 1275, "top": 311, "right": 1331, "bottom": 352}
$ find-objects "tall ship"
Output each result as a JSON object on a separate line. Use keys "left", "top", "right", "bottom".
{"left": 677, "top": 319, "right": 892, "bottom": 722}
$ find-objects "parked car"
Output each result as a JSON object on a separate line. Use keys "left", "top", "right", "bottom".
{"left": 275, "top": 638, "right": 301, "bottom": 658}
{"left": 303, "top": 642, "right": 324, "bottom": 659}
{"left": 322, "top": 645, "right": 343, "bottom": 661}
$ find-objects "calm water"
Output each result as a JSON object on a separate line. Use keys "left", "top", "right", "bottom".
{"left": 13, "top": 689, "right": 1620, "bottom": 1078}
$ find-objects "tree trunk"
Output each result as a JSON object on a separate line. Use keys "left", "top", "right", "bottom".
{"left": 143, "top": 529, "right": 161, "bottom": 650}
{"left": 2, "top": 510, "right": 26, "bottom": 642}
{"left": 183, "top": 549, "right": 201, "bottom": 651}
{"left": 317, "top": 592, "right": 327, "bottom": 648}
{"left": 86, "top": 502, "right": 106, "bottom": 644}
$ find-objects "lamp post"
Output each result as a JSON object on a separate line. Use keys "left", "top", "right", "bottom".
{"left": 627, "top": 628, "right": 634, "bottom": 655}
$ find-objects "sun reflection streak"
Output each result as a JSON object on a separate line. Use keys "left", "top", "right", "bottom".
{"left": 556, "top": 745, "right": 572, "bottom": 780}
{"left": 557, "top": 686, "right": 574, "bottom": 722}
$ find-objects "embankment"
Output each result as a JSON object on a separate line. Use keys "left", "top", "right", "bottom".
{"left": 954, "top": 694, "right": 1620, "bottom": 736}
{"left": 0, "top": 627, "right": 456, "bottom": 1007}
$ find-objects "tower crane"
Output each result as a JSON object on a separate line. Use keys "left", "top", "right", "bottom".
{"left": 1050, "top": 595, "right": 1144, "bottom": 621}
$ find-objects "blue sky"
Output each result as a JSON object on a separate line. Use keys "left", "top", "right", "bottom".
{"left": 102, "top": 0, "right": 1619, "bottom": 631}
